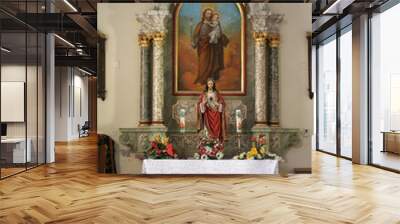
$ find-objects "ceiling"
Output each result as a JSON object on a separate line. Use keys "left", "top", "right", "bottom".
{"left": 0, "top": 0, "right": 392, "bottom": 73}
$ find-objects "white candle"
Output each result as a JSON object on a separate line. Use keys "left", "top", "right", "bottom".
{"left": 179, "top": 108, "right": 186, "bottom": 130}
{"left": 236, "top": 109, "right": 242, "bottom": 133}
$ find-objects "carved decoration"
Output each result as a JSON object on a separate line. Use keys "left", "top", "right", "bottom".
{"left": 136, "top": 5, "right": 171, "bottom": 35}
{"left": 267, "top": 14, "right": 284, "bottom": 35}
{"left": 225, "top": 101, "right": 248, "bottom": 125}
{"left": 120, "top": 127, "right": 304, "bottom": 159}
{"left": 247, "top": 3, "right": 272, "bottom": 33}
{"left": 171, "top": 100, "right": 197, "bottom": 127}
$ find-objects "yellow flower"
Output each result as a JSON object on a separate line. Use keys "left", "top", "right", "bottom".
{"left": 162, "top": 137, "right": 169, "bottom": 145}
{"left": 153, "top": 135, "right": 161, "bottom": 143}
{"left": 259, "top": 147, "right": 266, "bottom": 155}
{"left": 246, "top": 151, "right": 252, "bottom": 158}
{"left": 249, "top": 147, "right": 258, "bottom": 156}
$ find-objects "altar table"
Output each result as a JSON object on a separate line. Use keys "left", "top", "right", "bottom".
{"left": 141, "top": 159, "right": 279, "bottom": 175}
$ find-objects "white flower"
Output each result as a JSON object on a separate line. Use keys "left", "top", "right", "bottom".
{"left": 201, "top": 154, "right": 208, "bottom": 160}
{"left": 193, "top": 153, "right": 200, "bottom": 160}
{"left": 216, "top": 152, "right": 224, "bottom": 160}
{"left": 233, "top": 155, "right": 239, "bottom": 160}
{"left": 205, "top": 146, "right": 212, "bottom": 153}
{"left": 256, "top": 154, "right": 263, "bottom": 160}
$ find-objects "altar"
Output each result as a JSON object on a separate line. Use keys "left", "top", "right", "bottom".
{"left": 142, "top": 159, "right": 279, "bottom": 175}
{"left": 113, "top": 3, "right": 310, "bottom": 175}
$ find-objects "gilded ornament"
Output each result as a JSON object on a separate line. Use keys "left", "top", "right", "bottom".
{"left": 269, "top": 34, "right": 280, "bottom": 48}
{"left": 138, "top": 34, "right": 150, "bottom": 47}
{"left": 253, "top": 31, "right": 268, "bottom": 44}
{"left": 152, "top": 32, "right": 166, "bottom": 45}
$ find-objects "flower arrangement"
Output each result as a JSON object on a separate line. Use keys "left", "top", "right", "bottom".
{"left": 193, "top": 136, "right": 224, "bottom": 160}
{"left": 232, "top": 135, "right": 283, "bottom": 161}
{"left": 144, "top": 134, "right": 178, "bottom": 159}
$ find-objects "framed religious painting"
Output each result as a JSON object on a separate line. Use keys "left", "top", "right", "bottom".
{"left": 173, "top": 3, "right": 246, "bottom": 96}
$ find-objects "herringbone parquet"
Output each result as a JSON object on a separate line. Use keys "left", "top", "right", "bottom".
{"left": 0, "top": 136, "right": 400, "bottom": 224}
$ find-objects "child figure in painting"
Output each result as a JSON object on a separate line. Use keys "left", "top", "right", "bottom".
{"left": 208, "top": 12, "right": 222, "bottom": 44}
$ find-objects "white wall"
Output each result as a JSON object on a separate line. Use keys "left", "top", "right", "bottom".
{"left": 269, "top": 4, "right": 313, "bottom": 171}
{"left": 55, "top": 67, "right": 89, "bottom": 141}
{"left": 97, "top": 3, "right": 312, "bottom": 173}
{"left": 98, "top": 3, "right": 150, "bottom": 174}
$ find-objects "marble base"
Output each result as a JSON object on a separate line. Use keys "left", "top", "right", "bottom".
{"left": 120, "top": 127, "right": 303, "bottom": 160}
{"left": 120, "top": 126, "right": 168, "bottom": 155}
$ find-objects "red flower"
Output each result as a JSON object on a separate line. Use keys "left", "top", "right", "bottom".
{"left": 151, "top": 142, "right": 158, "bottom": 149}
{"left": 250, "top": 136, "right": 257, "bottom": 142}
{"left": 166, "top": 143, "right": 175, "bottom": 157}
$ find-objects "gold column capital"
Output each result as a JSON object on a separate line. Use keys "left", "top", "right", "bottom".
{"left": 152, "top": 32, "right": 166, "bottom": 46}
{"left": 253, "top": 32, "right": 268, "bottom": 44}
{"left": 269, "top": 34, "right": 280, "bottom": 48}
{"left": 138, "top": 33, "right": 151, "bottom": 47}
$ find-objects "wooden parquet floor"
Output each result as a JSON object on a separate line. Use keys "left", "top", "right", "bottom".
{"left": 1, "top": 136, "right": 400, "bottom": 224}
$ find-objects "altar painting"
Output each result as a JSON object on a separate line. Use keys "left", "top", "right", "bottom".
{"left": 174, "top": 3, "right": 246, "bottom": 95}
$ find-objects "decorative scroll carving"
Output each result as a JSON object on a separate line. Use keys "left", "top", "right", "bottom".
{"left": 171, "top": 100, "right": 197, "bottom": 128}
{"left": 225, "top": 101, "right": 248, "bottom": 125}
{"left": 247, "top": 3, "right": 272, "bottom": 33}
{"left": 267, "top": 14, "right": 284, "bottom": 35}
{"left": 136, "top": 5, "right": 171, "bottom": 35}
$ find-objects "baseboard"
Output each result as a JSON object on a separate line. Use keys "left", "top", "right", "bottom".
{"left": 294, "top": 168, "right": 312, "bottom": 174}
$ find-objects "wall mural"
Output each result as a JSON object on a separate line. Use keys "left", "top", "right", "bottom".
{"left": 173, "top": 3, "right": 246, "bottom": 95}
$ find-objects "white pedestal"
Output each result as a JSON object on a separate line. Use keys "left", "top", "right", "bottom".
{"left": 142, "top": 159, "right": 279, "bottom": 175}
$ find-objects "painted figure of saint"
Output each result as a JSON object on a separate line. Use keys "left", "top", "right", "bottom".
{"left": 197, "top": 78, "right": 227, "bottom": 141}
{"left": 192, "top": 8, "right": 229, "bottom": 85}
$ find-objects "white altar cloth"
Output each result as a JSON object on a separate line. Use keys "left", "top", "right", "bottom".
{"left": 141, "top": 159, "right": 279, "bottom": 175}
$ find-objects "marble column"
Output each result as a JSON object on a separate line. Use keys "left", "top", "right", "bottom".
{"left": 268, "top": 34, "right": 280, "bottom": 127}
{"left": 138, "top": 34, "right": 152, "bottom": 125}
{"left": 266, "top": 13, "right": 283, "bottom": 127}
{"left": 253, "top": 32, "right": 269, "bottom": 126}
{"left": 248, "top": 3, "right": 272, "bottom": 129}
{"left": 151, "top": 32, "right": 166, "bottom": 126}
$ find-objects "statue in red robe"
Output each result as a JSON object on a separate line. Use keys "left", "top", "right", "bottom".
{"left": 197, "top": 78, "right": 227, "bottom": 141}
